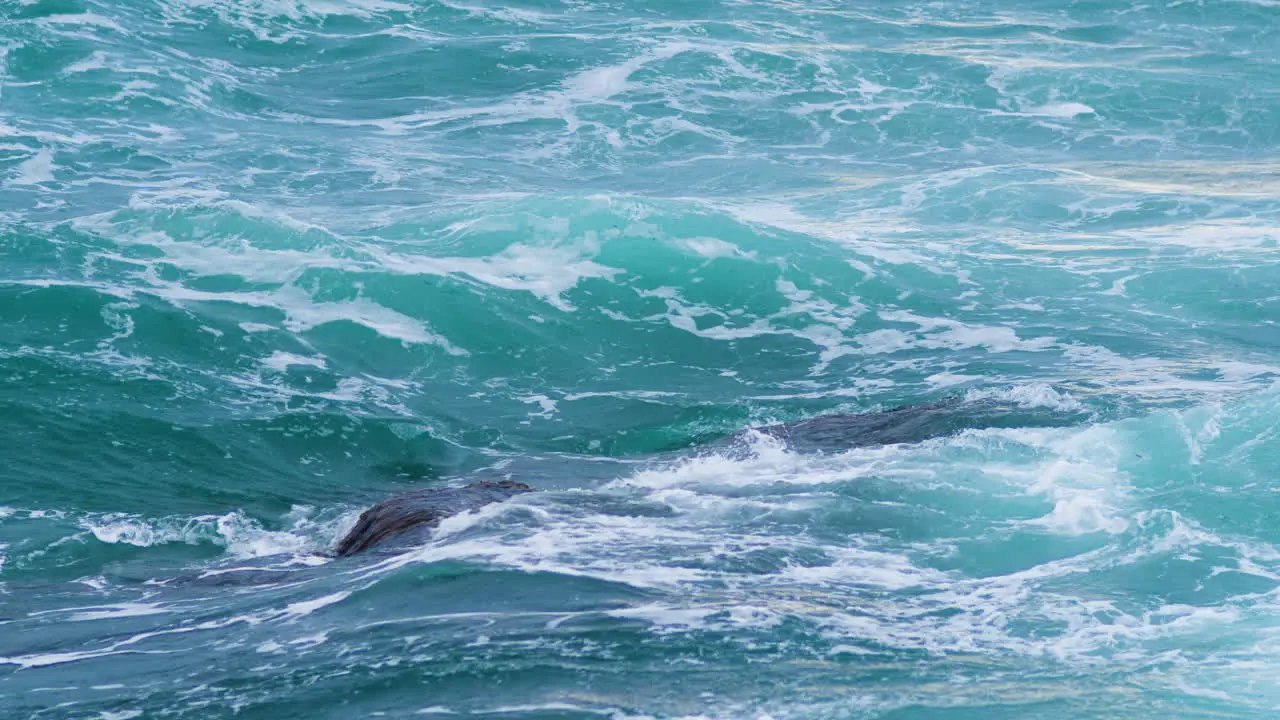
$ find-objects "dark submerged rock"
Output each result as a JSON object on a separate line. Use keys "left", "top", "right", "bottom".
{"left": 751, "top": 398, "right": 969, "bottom": 452}
{"left": 334, "top": 480, "right": 531, "bottom": 557}
{"left": 747, "top": 397, "right": 1080, "bottom": 453}
{"left": 332, "top": 396, "right": 1079, "bottom": 557}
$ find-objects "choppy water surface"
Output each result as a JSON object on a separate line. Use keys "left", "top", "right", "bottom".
{"left": 3, "top": 0, "right": 1280, "bottom": 717}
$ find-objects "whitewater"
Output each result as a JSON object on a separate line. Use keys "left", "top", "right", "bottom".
{"left": 3, "top": 0, "right": 1280, "bottom": 718}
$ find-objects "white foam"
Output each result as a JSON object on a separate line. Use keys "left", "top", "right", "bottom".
{"left": 81, "top": 506, "right": 348, "bottom": 560}
{"left": 82, "top": 220, "right": 359, "bottom": 284}
{"left": 562, "top": 390, "right": 681, "bottom": 402}
{"left": 855, "top": 328, "right": 914, "bottom": 354}
{"left": 282, "top": 591, "right": 350, "bottom": 618}
{"left": 606, "top": 604, "right": 718, "bottom": 630}
{"left": 371, "top": 243, "right": 621, "bottom": 312}
{"left": 64, "top": 604, "right": 169, "bottom": 622}
{"left": 1025, "top": 488, "right": 1128, "bottom": 535}
{"left": 926, "top": 372, "right": 980, "bottom": 388}
{"left": 779, "top": 545, "right": 950, "bottom": 591}
{"left": 565, "top": 42, "right": 689, "bottom": 101}
{"left": 1118, "top": 218, "right": 1280, "bottom": 253}
{"left": 1100, "top": 273, "right": 1140, "bottom": 297}
{"left": 477, "top": 705, "right": 610, "bottom": 716}
{"left": 725, "top": 201, "right": 937, "bottom": 269}
{"left": 0, "top": 648, "right": 136, "bottom": 669}
{"left": 151, "top": 0, "right": 413, "bottom": 43}
{"left": 519, "top": 394, "right": 559, "bottom": 419}
{"left": 674, "top": 237, "right": 753, "bottom": 260}
{"left": 9, "top": 147, "right": 55, "bottom": 185}
{"left": 36, "top": 13, "right": 127, "bottom": 32}
{"left": 382, "top": 502, "right": 714, "bottom": 590}
{"left": 200, "top": 286, "right": 466, "bottom": 354}
{"left": 19, "top": 219, "right": 465, "bottom": 353}
{"left": 878, "top": 310, "right": 1057, "bottom": 354}
{"left": 1, "top": 588, "right": 358, "bottom": 670}
{"left": 63, "top": 51, "right": 109, "bottom": 74}
{"left": 309, "top": 41, "right": 691, "bottom": 139}
{"left": 262, "top": 351, "right": 326, "bottom": 372}
{"left": 1029, "top": 102, "right": 1096, "bottom": 118}
{"left": 433, "top": 0, "right": 548, "bottom": 24}
{"left": 86, "top": 516, "right": 197, "bottom": 547}
{"left": 631, "top": 280, "right": 870, "bottom": 372}
{"left": 237, "top": 323, "right": 274, "bottom": 334}
{"left": 964, "top": 383, "right": 1084, "bottom": 412}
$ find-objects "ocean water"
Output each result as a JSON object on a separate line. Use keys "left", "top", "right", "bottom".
{"left": 3, "top": 0, "right": 1280, "bottom": 717}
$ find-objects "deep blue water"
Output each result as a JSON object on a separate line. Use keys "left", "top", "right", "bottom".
{"left": 4, "top": 0, "right": 1280, "bottom": 717}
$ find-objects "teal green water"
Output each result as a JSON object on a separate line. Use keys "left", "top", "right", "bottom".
{"left": 4, "top": 0, "right": 1280, "bottom": 717}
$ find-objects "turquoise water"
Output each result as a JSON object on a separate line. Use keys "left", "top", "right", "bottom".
{"left": 4, "top": 0, "right": 1280, "bottom": 717}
